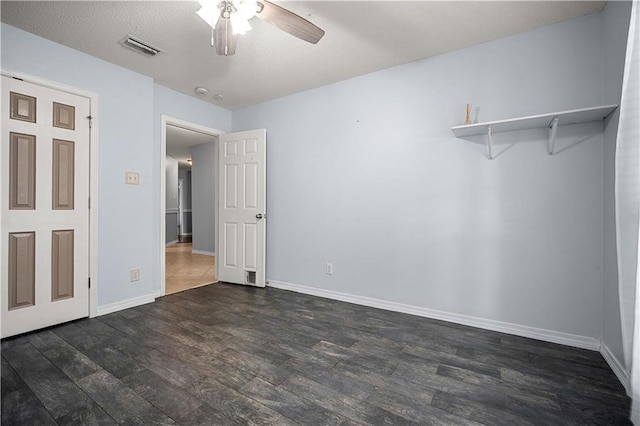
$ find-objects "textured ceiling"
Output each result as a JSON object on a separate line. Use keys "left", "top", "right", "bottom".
{"left": 1, "top": 1, "right": 605, "bottom": 110}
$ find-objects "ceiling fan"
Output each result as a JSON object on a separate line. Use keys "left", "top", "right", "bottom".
{"left": 197, "top": 0, "right": 325, "bottom": 56}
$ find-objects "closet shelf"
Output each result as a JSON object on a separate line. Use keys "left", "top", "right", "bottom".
{"left": 451, "top": 105, "right": 618, "bottom": 159}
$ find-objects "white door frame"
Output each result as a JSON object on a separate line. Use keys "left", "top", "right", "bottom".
{"left": 159, "top": 115, "right": 223, "bottom": 296}
{"left": 0, "top": 69, "right": 99, "bottom": 318}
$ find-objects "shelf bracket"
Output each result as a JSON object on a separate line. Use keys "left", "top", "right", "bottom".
{"left": 486, "top": 126, "right": 494, "bottom": 160}
{"left": 548, "top": 117, "right": 559, "bottom": 155}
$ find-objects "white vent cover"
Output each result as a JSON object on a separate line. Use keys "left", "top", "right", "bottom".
{"left": 119, "top": 35, "right": 163, "bottom": 56}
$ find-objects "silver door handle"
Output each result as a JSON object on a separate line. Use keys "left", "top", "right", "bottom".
{"left": 256, "top": 213, "right": 264, "bottom": 219}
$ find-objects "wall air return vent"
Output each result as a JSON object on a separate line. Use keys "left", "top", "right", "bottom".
{"left": 119, "top": 35, "right": 163, "bottom": 56}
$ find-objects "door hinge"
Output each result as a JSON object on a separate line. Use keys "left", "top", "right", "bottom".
{"left": 87, "top": 115, "right": 93, "bottom": 129}
{"left": 88, "top": 197, "right": 91, "bottom": 209}
{"left": 88, "top": 277, "right": 91, "bottom": 288}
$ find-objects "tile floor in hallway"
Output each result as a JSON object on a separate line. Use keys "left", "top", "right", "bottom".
{"left": 165, "top": 242, "right": 216, "bottom": 295}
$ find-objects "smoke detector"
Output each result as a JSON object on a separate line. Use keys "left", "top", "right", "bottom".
{"left": 195, "top": 87, "right": 209, "bottom": 96}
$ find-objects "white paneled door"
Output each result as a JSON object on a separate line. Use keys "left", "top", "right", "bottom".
{"left": 218, "top": 129, "right": 266, "bottom": 287}
{"left": 1, "top": 76, "right": 90, "bottom": 338}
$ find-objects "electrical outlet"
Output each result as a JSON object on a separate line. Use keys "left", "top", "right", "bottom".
{"left": 325, "top": 263, "right": 334, "bottom": 275}
{"left": 130, "top": 268, "right": 140, "bottom": 282}
{"left": 126, "top": 172, "right": 140, "bottom": 185}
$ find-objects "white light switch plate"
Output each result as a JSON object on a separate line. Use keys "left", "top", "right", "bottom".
{"left": 126, "top": 172, "right": 140, "bottom": 185}
{"left": 326, "top": 263, "right": 334, "bottom": 275}
{"left": 130, "top": 269, "right": 140, "bottom": 282}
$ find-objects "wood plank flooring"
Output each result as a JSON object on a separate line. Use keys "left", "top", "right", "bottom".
{"left": 1, "top": 283, "right": 632, "bottom": 425}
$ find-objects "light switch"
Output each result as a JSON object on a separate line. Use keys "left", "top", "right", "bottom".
{"left": 130, "top": 268, "right": 140, "bottom": 282}
{"left": 126, "top": 172, "right": 140, "bottom": 185}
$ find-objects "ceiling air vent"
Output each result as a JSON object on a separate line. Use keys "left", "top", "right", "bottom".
{"left": 119, "top": 35, "right": 163, "bottom": 56}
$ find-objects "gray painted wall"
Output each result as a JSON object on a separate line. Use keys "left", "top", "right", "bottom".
{"left": 166, "top": 156, "right": 179, "bottom": 210}
{"left": 179, "top": 169, "right": 193, "bottom": 210}
{"left": 233, "top": 13, "right": 607, "bottom": 340}
{"left": 1, "top": 23, "right": 232, "bottom": 306}
{"left": 601, "top": 1, "right": 632, "bottom": 372}
{"left": 181, "top": 212, "right": 192, "bottom": 235}
{"left": 191, "top": 142, "right": 217, "bottom": 254}
{"left": 165, "top": 213, "right": 178, "bottom": 244}
{"left": 179, "top": 168, "right": 193, "bottom": 234}
{"left": 166, "top": 156, "right": 179, "bottom": 244}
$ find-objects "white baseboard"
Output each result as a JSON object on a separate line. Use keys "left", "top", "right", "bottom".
{"left": 267, "top": 280, "right": 601, "bottom": 351}
{"left": 600, "top": 343, "right": 630, "bottom": 394}
{"left": 192, "top": 249, "right": 215, "bottom": 256}
{"left": 166, "top": 240, "right": 178, "bottom": 247}
{"left": 96, "top": 294, "right": 155, "bottom": 316}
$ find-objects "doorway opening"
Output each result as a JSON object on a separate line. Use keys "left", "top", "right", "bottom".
{"left": 160, "top": 116, "right": 222, "bottom": 296}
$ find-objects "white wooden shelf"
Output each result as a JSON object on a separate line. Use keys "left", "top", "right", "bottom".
{"left": 451, "top": 105, "right": 618, "bottom": 159}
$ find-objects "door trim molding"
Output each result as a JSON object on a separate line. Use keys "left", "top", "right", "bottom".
{"left": 0, "top": 69, "right": 99, "bottom": 319}
{"left": 160, "top": 115, "right": 223, "bottom": 296}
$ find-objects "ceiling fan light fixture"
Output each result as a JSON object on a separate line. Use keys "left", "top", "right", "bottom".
{"left": 198, "top": 0, "right": 256, "bottom": 32}
{"left": 200, "top": 0, "right": 324, "bottom": 56}
{"left": 214, "top": 10, "right": 237, "bottom": 56}
{"left": 230, "top": 13, "right": 252, "bottom": 35}
{"left": 196, "top": 1, "right": 217, "bottom": 28}
{"left": 234, "top": 0, "right": 257, "bottom": 21}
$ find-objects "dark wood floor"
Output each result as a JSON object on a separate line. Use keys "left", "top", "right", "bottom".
{"left": 2, "top": 283, "right": 631, "bottom": 425}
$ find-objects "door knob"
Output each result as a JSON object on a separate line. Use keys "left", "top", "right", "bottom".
{"left": 256, "top": 213, "right": 263, "bottom": 219}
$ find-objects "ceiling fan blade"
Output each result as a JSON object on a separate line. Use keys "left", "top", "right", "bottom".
{"left": 256, "top": 0, "right": 325, "bottom": 44}
{"left": 214, "top": 14, "right": 238, "bottom": 56}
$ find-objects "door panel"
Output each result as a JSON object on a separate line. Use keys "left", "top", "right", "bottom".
{"left": 218, "top": 129, "right": 266, "bottom": 287}
{"left": 244, "top": 163, "right": 257, "bottom": 209}
{"left": 9, "top": 132, "right": 36, "bottom": 210}
{"left": 1, "top": 76, "right": 90, "bottom": 338}
{"left": 52, "top": 139, "right": 75, "bottom": 210}
{"left": 51, "top": 229, "right": 74, "bottom": 301}
{"left": 225, "top": 164, "right": 238, "bottom": 208}
{"left": 224, "top": 222, "right": 238, "bottom": 268}
{"left": 244, "top": 223, "right": 257, "bottom": 271}
{"left": 8, "top": 232, "right": 36, "bottom": 309}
